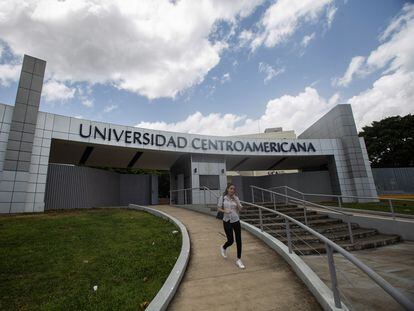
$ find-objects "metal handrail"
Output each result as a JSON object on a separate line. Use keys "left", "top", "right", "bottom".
{"left": 201, "top": 186, "right": 220, "bottom": 199}
{"left": 252, "top": 185, "right": 353, "bottom": 216}
{"left": 251, "top": 185, "right": 356, "bottom": 244}
{"left": 239, "top": 200, "right": 414, "bottom": 310}
{"left": 269, "top": 185, "right": 414, "bottom": 219}
{"left": 169, "top": 186, "right": 220, "bottom": 195}
{"left": 169, "top": 186, "right": 221, "bottom": 206}
{"left": 270, "top": 185, "right": 414, "bottom": 202}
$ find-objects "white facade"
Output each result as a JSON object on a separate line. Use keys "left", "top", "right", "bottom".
{"left": 0, "top": 55, "right": 378, "bottom": 213}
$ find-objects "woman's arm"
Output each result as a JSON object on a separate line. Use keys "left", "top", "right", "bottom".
{"left": 235, "top": 196, "right": 243, "bottom": 211}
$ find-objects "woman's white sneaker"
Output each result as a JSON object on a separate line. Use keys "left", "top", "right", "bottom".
{"left": 236, "top": 259, "right": 245, "bottom": 269}
{"left": 220, "top": 246, "right": 227, "bottom": 258}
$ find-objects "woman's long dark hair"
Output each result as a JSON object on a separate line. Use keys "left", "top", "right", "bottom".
{"left": 223, "top": 183, "right": 235, "bottom": 197}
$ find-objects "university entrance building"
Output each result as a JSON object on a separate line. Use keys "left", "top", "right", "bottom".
{"left": 0, "top": 55, "right": 378, "bottom": 213}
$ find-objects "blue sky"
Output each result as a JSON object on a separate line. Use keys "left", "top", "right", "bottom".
{"left": 0, "top": 0, "right": 413, "bottom": 135}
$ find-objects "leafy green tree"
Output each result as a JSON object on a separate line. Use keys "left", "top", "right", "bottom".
{"left": 359, "top": 114, "right": 414, "bottom": 167}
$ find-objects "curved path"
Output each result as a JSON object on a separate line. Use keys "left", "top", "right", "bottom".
{"left": 152, "top": 205, "right": 321, "bottom": 311}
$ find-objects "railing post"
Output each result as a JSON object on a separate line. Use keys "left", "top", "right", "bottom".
{"left": 273, "top": 193, "right": 276, "bottom": 210}
{"left": 388, "top": 199, "right": 395, "bottom": 220}
{"left": 338, "top": 195, "right": 342, "bottom": 208}
{"left": 259, "top": 207, "right": 263, "bottom": 232}
{"left": 325, "top": 244, "right": 342, "bottom": 309}
{"left": 251, "top": 187, "right": 255, "bottom": 204}
{"left": 285, "top": 218, "right": 293, "bottom": 254}
{"left": 203, "top": 187, "right": 206, "bottom": 208}
{"left": 285, "top": 187, "right": 288, "bottom": 206}
{"left": 261, "top": 190, "right": 264, "bottom": 204}
{"left": 184, "top": 189, "right": 187, "bottom": 205}
{"left": 303, "top": 207, "right": 308, "bottom": 226}
{"left": 347, "top": 218, "right": 354, "bottom": 244}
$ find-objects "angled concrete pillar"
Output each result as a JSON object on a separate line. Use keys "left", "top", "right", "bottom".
{"left": 299, "top": 104, "right": 378, "bottom": 202}
{"left": 0, "top": 55, "right": 46, "bottom": 213}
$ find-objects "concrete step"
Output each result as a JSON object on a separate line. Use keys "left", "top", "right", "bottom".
{"left": 274, "top": 228, "right": 378, "bottom": 244}
{"left": 242, "top": 202, "right": 402, "bottom": 255}
{"left": 240, "top": 211, "right": 279, "bottom": 217}
{"left": 242, "top": 216, "right": 338, "bottom": 227}
{"left": 240, "top": 209, "right": 319, "bottom": 217}
{"left": 240, "top": 207, "right": 312, "bottom": 215}
{"left": 257, "top": 203, "right": 298, "bottom": 209}
{"left": 241, "top": 208, "right": 314, "bottom": 216}
{"left": 291, "top": 234, "right": 401, "bottom": 255}
{"left": 240, "top": 213, "right": 328, "bottom": 223}
{"left": 267, "top": 223, "right": 360, "bottom": 236}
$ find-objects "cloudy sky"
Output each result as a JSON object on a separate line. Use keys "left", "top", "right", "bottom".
{"left": 0, "top": 0, "right": 413, "bottom": 135}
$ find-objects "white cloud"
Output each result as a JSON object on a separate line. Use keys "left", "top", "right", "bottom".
{"left": 211, "top": 72, "right": 231, "bottom": 87}
{"left": 220, "top": 72, "right": 231, "bottom": 84}
{"left": 136, "top": 87, "right": 334, "bottom": 135}
{"left": 326, "top": 6, "right": 337, "bottom": 28}
{"left": 258, "top": 62, "right": 285, "bottom": 83}
{"left": 344, "top": 3, "right": 414, "bottom": 129}
{"left": 328, "top": 92, "right": 340, "bottom": 106}
{"left": 0, "top": 63, "right": 20, "bottom": 87}
{"left": 244, "top": 0, "right": 333, "bottom": 51}
{"left": 76, "top": 85, "right": 94, "bottom": 108}
{"left": 348, "top": 70, "right": 414, "bottom": 130}
{"left": 332, "top": 56, "right": 366, "bottom": 87}
{"left": 301, "top": 32, "right": 315, "bottom": 48}
{"left": 136, "top": 112, "right": 246, "bottom": 135}
{"left": 82, "top": 99, "right": 94, "bottom": 108}
{"left": 0, "top": 0, "right": 263, "bottom": 99}
{"left": 238, "top": 29, "right": 254, "bottom": 46}
{"left": 103, "top": 104, "right": 118, "bottom": 113}
{"left": 335, "top": 3, "right": 414, "bottom": 87}
{"left": 42, "top": 80, "right": 76, "bottom": 102}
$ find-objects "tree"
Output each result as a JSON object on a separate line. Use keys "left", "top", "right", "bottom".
{"left": 359, "top": 114, "right": 414, "bottom": 168}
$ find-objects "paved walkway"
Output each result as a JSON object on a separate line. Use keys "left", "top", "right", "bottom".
{"left": 303, "top": 242, "right": 414, "bottom": 311}
{"left": 152, "top": 205, "right": 321, "bottom": 311}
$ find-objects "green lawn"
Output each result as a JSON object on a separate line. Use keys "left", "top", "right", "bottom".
{"left": 0, "top": 208, "right": 181, "bottom": 311}
{"left": 323, "top": 201, "right": 414, "bottom": 215}
{"left": 342, "top": 201, "right": 414, "bottom": 215}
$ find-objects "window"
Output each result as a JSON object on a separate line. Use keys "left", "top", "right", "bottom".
{"left": 199, "top": 175, "right": 220, "bottom": 190}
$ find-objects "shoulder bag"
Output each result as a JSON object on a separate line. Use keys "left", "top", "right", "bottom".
{"left": 216, "top": 196, "right": 224, "bottom": 220}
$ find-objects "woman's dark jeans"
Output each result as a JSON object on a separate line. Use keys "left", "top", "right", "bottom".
{"left": 222, "top": 220, "right": 242, "bottom": 259}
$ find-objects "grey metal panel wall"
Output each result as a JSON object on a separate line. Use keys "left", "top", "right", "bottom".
{"left": 45, "top": 164, "right": 120, "bottom": 210}
{"left": 45, "top": 164, "right": 157, "bottom": 209}
{"left": 119, "top": 174, "right": 151, "bottom": 205}
{"left": 372, "top": 167, "right": 414, "bottom": 194}
{"left": 151, "top": 174, "right": 159, "bottom": 205}
{"left": 85, "top": 167, "right": 120, "bottom": 207}
{"left": 236, "top": 171, "right": 333, "bottom": 202}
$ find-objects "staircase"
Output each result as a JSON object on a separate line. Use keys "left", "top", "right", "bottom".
{"left": 240, "top": 203, "right": 401, "bottom": 255}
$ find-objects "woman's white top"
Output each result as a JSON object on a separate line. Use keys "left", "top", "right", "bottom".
{"left": 218, "top": 194, "right": 243, "bottom": 223}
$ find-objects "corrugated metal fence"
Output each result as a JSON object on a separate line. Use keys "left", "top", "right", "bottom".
{"left": 45, "top": 164, "right": 155, "bottom": 210}
{"left": 372, "top": 167, "right": 414, "bottom": 195}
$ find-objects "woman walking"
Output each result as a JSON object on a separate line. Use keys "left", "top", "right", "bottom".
{"left": 217, "top": 183, "right": 245, "bottom": 269}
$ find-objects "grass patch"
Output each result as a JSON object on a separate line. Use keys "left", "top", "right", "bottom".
{"left": 0, "top": 208, "right": 181, "bottom": 310}
{"left": 323, "top": 201, "right": 414, "bottom": 215}
{"left": 340, "top": 202, "right": 414, "bottom": 215}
